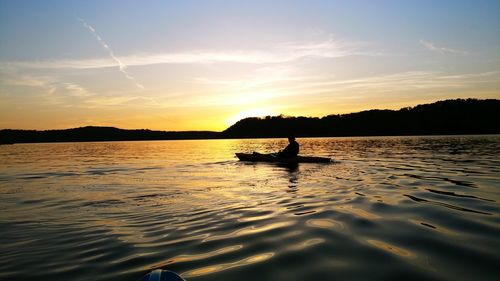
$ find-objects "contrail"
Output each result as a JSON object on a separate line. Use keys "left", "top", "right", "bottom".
{"left": 78, "top": 18, "right": 144, "bottom": 89}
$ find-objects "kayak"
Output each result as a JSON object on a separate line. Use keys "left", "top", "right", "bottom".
{"left": 236, "top": 153, "right": 331, "bottom": 163}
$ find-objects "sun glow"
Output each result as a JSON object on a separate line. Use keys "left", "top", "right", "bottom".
{"left": 226, "top": 108, "right": 276, "bottom": 126}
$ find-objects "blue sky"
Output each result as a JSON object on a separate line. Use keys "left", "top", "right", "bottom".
{"left": 1, "top": 0, "right": 499, "bottom": 130}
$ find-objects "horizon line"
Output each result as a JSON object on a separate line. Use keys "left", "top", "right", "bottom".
{"left": 1, "top": 97, "right": 497, "bottom": 132}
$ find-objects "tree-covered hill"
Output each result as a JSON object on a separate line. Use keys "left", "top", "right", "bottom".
{"left": 1, "top": 99, "right": 499, "bottom": 143}
{"left": 0, "top": 126, "right": 219, "bottom": 143}
{"left": 222, "top": 99, "right": 500, "bottom": 138}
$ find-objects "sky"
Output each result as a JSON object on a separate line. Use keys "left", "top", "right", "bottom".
{"left": 0, "top": 0, "right": 499, "bottom": 131}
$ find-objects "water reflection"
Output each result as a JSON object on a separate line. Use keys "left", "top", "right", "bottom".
{"left": 150, "top": 245, "right": 243, "bottom": 269}
{"left": 0, "top": 136, "right": 499, "bottom": 281}
{"left": 182, "top": 252, "right": 274, "bottom": 278}
{"left": 366, "top": 240, "right": 414, "bottom": 258}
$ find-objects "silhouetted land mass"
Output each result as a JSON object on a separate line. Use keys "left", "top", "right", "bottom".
{"left": 1, "top": 99, "right": 499, "bottom": 143}
{"left": 222, "top": 98, "right": 500, "bottom": 138}
{"left": 0, "top": 127, "right": 219, "bottom": 144}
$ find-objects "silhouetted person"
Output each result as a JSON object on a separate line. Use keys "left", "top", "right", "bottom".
{"left": 278, "top": 134, "right": 299, "bottom": 157}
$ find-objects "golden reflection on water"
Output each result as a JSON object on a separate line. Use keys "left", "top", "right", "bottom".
{"left": 337, "top": 205, "right": 380, "bottom": 219}
{"left": 182, "top": 252, "right": 274, "bottom": 278}
{"left": 281, "top": 230, "right": 303, "bottom": 238}
{"left": 237, "top": 212, "right": 275, "bottom": 222}
{"left": 288, "top": 238, "right": 325, "bottom": 251}
{"left": 306, "top": 218, "right": 344, "bottom": 230}
{"left": 203, "top": 221, "right": 295, "bottom": 242}
{"left": 150, "top": 245, "right": 243, "bottom": 269}
{"left": 367, "top": 239, "right": 414, "bottom": 258}
{"left": 1, "top": 137, "right": 499, "bottom": 281}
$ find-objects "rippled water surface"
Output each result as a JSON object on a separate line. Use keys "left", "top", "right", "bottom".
{"left": 1, "top": 136, "right": 499, "bottom": 281}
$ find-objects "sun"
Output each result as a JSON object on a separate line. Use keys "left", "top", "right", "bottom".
{"left": 226, "top": 108, "right": 276, "bottom": 126}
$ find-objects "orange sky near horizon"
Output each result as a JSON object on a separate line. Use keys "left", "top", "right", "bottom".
{"left": 1, "top": 1, "right": 499, "bottom": 131}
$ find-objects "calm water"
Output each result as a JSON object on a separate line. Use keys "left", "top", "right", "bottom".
{"left": 1, "top": 136, "right": 499, "bottom": 281}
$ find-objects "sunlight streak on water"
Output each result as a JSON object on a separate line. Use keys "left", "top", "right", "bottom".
{"left": 0, "top": 136, "right": 499, "bottom": 281}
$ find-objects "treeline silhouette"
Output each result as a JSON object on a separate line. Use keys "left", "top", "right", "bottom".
{"left": 1, "top": 99, "right": 499, "bottom": 144}
{"left": 222, "top": 99, "right": 500, "bottom": 138}
{"left": 0, "top": 126, "right": 219, "bottom": 144}
{"left": 222, "top": 98, "right": 500, "bottom": 138}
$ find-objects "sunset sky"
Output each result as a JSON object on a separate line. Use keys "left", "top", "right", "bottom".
{"left": 1, "top": 0, "right": 499, "bottom": 131}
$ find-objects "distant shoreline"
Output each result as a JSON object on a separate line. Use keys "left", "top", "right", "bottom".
{"left": 2, "top": 134, "right": 500, "bottom": 146}
{"left": 1, "top": 98, "right": 499, "bottom": 144}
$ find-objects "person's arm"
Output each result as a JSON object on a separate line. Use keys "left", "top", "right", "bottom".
{"left": 282, "top": 144, "right": 291, "bottom": 154}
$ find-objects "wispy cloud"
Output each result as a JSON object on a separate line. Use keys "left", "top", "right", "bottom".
{"left": 1, "top": 37, "right": 374, "bottom": 70}
{"left": 419, "top": 40, "right": 467, "bottom": 55}
{"left": 78, "top": 18, "right": 144, "bottom": 89}
{"left": 0, "top": 68, "right": 162, "bottom": 109}
{"left": 284, "top": 70, "right": 499, "bottom": 94}
{"left": 191, "top": 69, "right": 500, "bottom": 107}
{"left": 0, "top": 68, "right": 97, "bottom": 107}
{"left": 194, "top": 65, "right": 307, "bottom": 89}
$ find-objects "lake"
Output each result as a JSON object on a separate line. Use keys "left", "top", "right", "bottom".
{"left": 0, "top": 136, "right": 499, "bottom": 281}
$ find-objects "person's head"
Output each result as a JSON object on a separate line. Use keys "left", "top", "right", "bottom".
{"left": 287, "top": 134, "right": 295, "bottom": 142}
